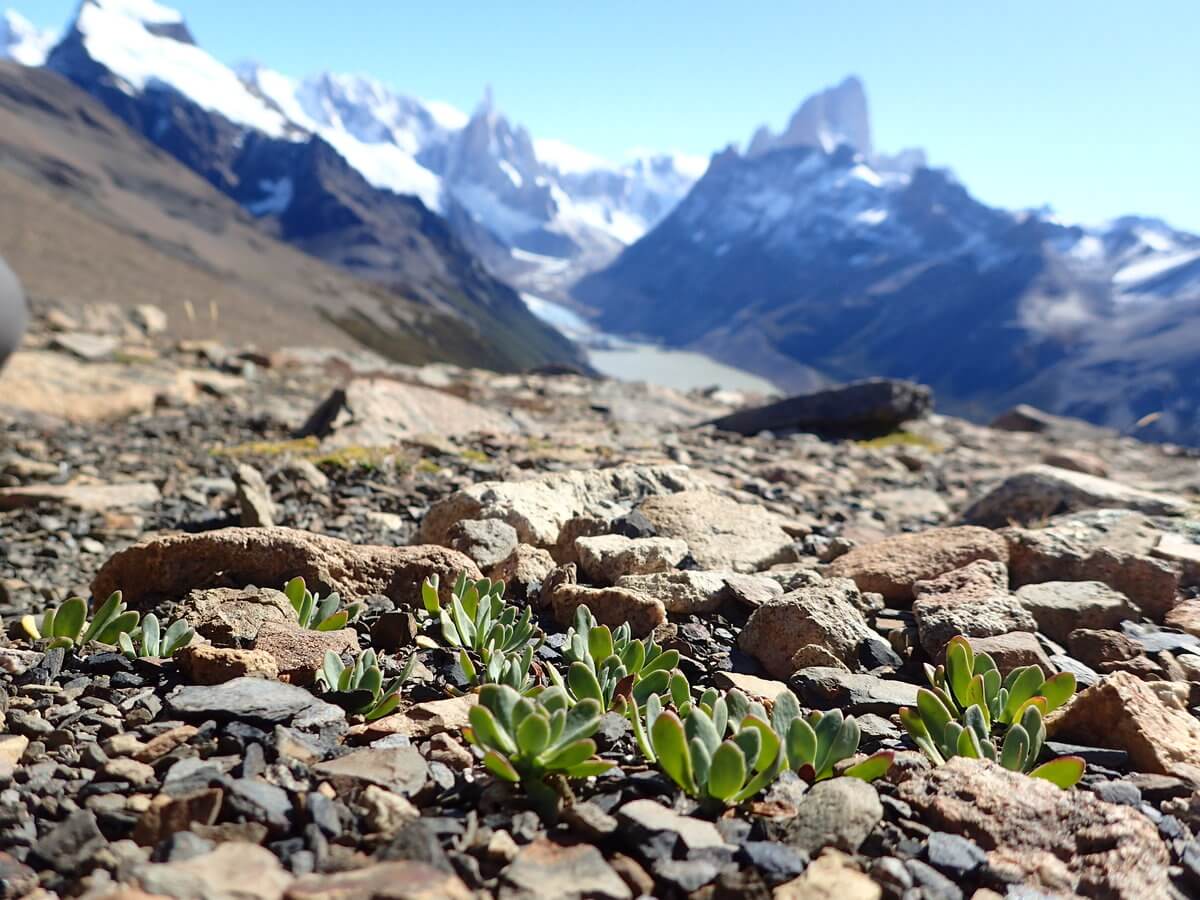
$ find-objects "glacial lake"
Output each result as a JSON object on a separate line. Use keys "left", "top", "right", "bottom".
{"left": 522, "top": 294, "right": 777, "bottom": 394}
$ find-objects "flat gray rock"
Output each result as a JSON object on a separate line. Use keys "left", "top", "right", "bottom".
{"left": 167, "top": 677, "right": 345, "bottom": 727}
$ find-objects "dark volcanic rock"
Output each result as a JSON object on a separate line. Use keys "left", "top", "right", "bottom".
{"left": 707, "top": 378, "right": 932, "bottom": 438}
{"left": 166, "top": 677, "right": 345, "bottom": 727}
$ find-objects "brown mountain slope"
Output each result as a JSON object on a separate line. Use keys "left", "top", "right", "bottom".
{"left": 0, "top": 62, "right": 578, "bottom": 370}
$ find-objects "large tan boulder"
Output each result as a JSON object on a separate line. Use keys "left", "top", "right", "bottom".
{"left": 898, "top": 758, "right": 1168, "bottom": 898}
{"left": 1047, "top": 671, "right": 1200, "bottom": 787}
{"left": 962, "top": 465, "right": 1190, "bottom": 527}
{"left": 418, "top": 465, "right": 700, "bottom": 548}
{"left": 635, "top": 490, "right": 796, "bottom": 573}
{"left": 738, "top": 579, "right": 885, "bottom": 678}
{"left": 92, "top": 527, "right": 479, "bottom": 609}
{"left": 299, "top": 376, "right": 520, "bottom": 448}
{"left": 826, "top": 526, "right": 1008, "bottom": 601}
{"left": 1005, "top": 526, "right": 1180, "bottom": 619}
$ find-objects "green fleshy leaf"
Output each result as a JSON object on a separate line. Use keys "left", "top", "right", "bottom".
{"left": 899, "top": 707, "right": 945, "bottom": 765}
{"left": 482, "top": 750, "right": 520, "bottom": 783}
{"left": 365, "top": 693, "right": 400, "bottom": 721}
{"left": 467, "top": 705, "right": 517, "bottom": 756}
{"left": 516, "top": 712, "right": 552, "bottom": 756}
{"left": 844, "top": 750, "right": 893, "bottom": 782}
{"left": 421, "top": 576, "right": 441, "bottom": 615}
{"left": 20, "top": 614, "right": 41, "bottom": 641}
{"left": 786, "top": 717, "right": 818, "bottom": 769}
{"left": 95, "top": 610, "right": 139, "bottom": 645}
{"left": 142, "top": 614, "right": 161, "bottom": 658}
{"left": 567, "top": 661, "right": 606, "bottom": 706}
{"left": 916, "top": 688, "right": 953, "bottom": 740}
{"left": 81, "top": 591, "right": 123, "bottom": 643}
{"left": 651, "top": 710, "right": 693, "bottom": 794}
{"left": 770, "top": 690, "right": 802, "bottom": 738}
{"left": 684, "top": 707, "right": 722, "bottom": 756}
{"left": 739, "top": 715, "right": 781, "bottom": 772}
{"left": 946, "top": 637, "right": 973, "bottom": 709}
{"left": 549, "top": 699, "right": 603, "bottom": 753}
{"left": 707, "top": 741, "right": 747, "bottom": 802}
{"left": 542, "top": 738, "right": 596, "bottom": 771}
{"left": 1038, "top": 672, "right": 1076, "bottom": 713}
{"left": 999, "top": 724, "right": 1029, "bottom": 772}
{"left": 1002, "top": 666, "right": 1046, "bottom": 722}
{"left": 1028, "top": 755, "right": 1085, "bottom": 789}
{"left": 284, "top": 577, "right": 306, "bottom": 610}
{"left": 118, "top": 631, "right": 137, "bottom": 658}
{"left": 316, "top": 611, "right": 348, "bottom": 632}
{"left": 52, "top": 597, "right": 87, "bottom": 640}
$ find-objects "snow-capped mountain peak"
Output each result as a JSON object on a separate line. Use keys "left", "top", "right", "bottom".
{"left": 236, "top": 63, "right": 446, "bottom": 210}
{"left": 51, "top": 0, "right": 290, "bottom": 135}
{"left": 0, "top": 9, "right": 56, "bottom": 65}
{"left": 748, "top": 75, "right": 873, "bottom": 158}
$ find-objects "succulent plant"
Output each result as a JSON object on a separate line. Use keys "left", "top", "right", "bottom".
{"left": 117, "top": 613, "right": 194, "bottom": 660}
{"left": 901, "top": 637, "right": 1084, "bottom": 788}
{"left": 21, "top": 592, "right": 140, "bottom": 650}
{"left": 284, "top": 576, "right": 362, "bottom": 631}
{"left": 458, "top": 642, "right": 539, "bottom": 694}
{"left": 548, "top": 605, "right": 678, "bottom": 711}
{"left": 317, "top": 649, "right": 414, "bottom": 721}
{"left": 922, "top": 636, "right": 1077, "bottom": 729}
{"left": 421, "top": 573, "right": 542, "bottom": 657}
{"left": 463, "top": 683, "right": 613, "bottom": 815}
{"left": 768, "top": 690, "right": 893, "bottom": 782}
{"left": 636, "top": 691, "right": 784, "bottom": 806}
{"left": 421, "top": 573, "right": 544, "bottom": 692}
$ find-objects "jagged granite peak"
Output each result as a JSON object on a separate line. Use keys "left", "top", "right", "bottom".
{"left": 748, "top": 74, "right": 873, "bottom": 158}
{"left": 442, "top": 87, "right": 555, "bottom": 233}
{"left": 575, "top": 140, "right": 1200, "bottom": 443}
{"left": 0, "top": 9, "right": 56, "bottom": 64}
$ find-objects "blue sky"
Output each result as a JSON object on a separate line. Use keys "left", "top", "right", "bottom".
{"left": 18, "top": 0, "right": 1200, "bottom": 230}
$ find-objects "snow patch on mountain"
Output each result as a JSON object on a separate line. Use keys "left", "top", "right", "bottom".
{"left": 535, "top": 138, "right": 613, "bottom": 175}
{"left": 0, "top": 9, "right": 56, "bottom": 65}
{"left": 240, "top": 64, "right": 447, "bottom": 210}
{"left": 70, "top": 0, "right": 290, "bottom": 136}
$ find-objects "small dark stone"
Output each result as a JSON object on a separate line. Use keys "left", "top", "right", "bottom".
{"left": 16, "top": 648, "right": 64, "bottom": 686}
{"left": 613, "top": 509, "right": 657, "bottom": 539}
{"left": 307, "top": 792, "right": 341, "bottom": 838}
{"left": 1088, "top": 780, "right": 1141, "bottom": 807}
{"left": 1044, "top": 741, "right": 1128, "bottom": 769}
{"left": 240, "top": 743, "right": 266, "bottom": 778}
{"left": 223, "top": 778, "right": 292, "bottom": 832}
{"left": 737, "top": 841, "right": 808, "bottom": 883}
{"left": 716, "top": 818, "right": 751, "bottom": 845}
{"left": 167, "top": 677, "right": 344, "bottom": 727}
{"left": 561, "top": 801, "right": 618, "bottom": 839}
{"left": 7, "top": 710, "right": 52, "bottom": 738}
{"left": 154, "top": 830, "right": 215, "bottom": 863}
{"left": 371, "top": 611, "right": 417, "bottom": 651}
{"left": 858, "top": 636, "right": 903, "bottom": 670}
{"left": 905, "top": 857, "right": 964, "bottom": 900}
{"left": 84, "top": 652, "right": 133, "bottom": 675}
{"left": 31, "top": 810, "right": 106, "bottom": 874}
{"left": 376, "top": 818, "right": 453, "bottom": 873}
{"left": 654, "top": 858, "right": 721, "bottom": 892}
{"left": 925, "top": 831, "right": 986, "bottom": 877}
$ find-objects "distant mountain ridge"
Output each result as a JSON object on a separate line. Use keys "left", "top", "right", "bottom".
{"left": 576, "top": 120, "right": 1200, "bottom": 442}
{"left": 6, "top": 1, "right": 1200, "bottom": 442}
{"left": 33, "top": 0, "right": 583, "bottom": 372}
